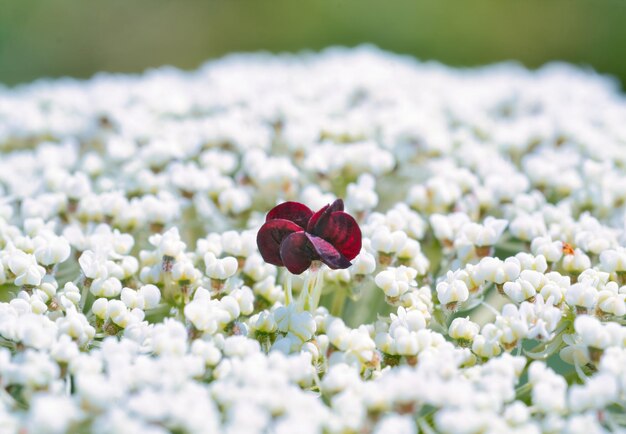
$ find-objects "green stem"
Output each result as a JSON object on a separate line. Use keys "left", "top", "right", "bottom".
{"left": 298, "top": 271, "right": 312, "bottom": 311}
{"left": 417, "top": 418, "right": 437, "bottom": 434}
{"left": 514, "top": 382, "right": 532, "bottom": 400}
{"left": 79, "top": 277, "right": 92, "bottom": 314}
{"left": 163, "top": 271, "right": 175, "bottom": 305}
{"left": 284, "top": 272, "right": 293, "bottom": 306}
{"left": 308, "top": 268, "right": 323, "bottom": 313}
{"left": 330, "top": 286, "right": 347, "bottom": 317}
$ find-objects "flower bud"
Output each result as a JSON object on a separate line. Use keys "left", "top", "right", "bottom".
{"left": 139, "top": 284, "right": 161, "bottom": 309}
{"left": 449, "top": 317, "right": 479, "bottom": 342}
{"left": 34, "top": 236, "right": 71, "bottom": 266}
{"left": 436, "top": 279, "right": 469, "bottom": 306}
{"left": 350, "top": 250, "right": 376, "bottom": 275}
{"left": 90, "top": 277, "right": 122, "bottom": 298}
{"left": 204, "top": 253, "right": 238, "bottom": 280}
{"left": 91, "top": 298, "right": 109, "bottom": 319}
{"left": 120, "top": 287, "right": 143, "bottom": 310}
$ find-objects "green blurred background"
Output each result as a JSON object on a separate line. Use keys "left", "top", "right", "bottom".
{"left": 1, "top": 0, "right": 626, "bottom": 87}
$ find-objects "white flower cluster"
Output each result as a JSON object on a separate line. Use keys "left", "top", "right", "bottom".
{"left": 0, "top": 47, "right": 625, "bottom": 433}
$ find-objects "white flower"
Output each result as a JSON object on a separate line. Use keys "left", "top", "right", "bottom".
{"left": 341, "top": 326, "right": 377, "bottom": 364}
{"left": 436, "top": 275, "right": 469, "bottom": 306}
{"left": 475, "top": 256, "right": 521, "bottom": 285}
{"left": 373, "top": 414, "right": 416, "bottom": 434}
{"left": 220, "top": 295, "right": 241, "bottom": 321}
{"left": 503, "top": 270, "right": 545, "bottom": 303}
{"left": 221, "top": 230, "right": 256, "bottom": 258}
{"left": 521, "top": 295, "right": 561, "bottom": 341}
{"left": 370, "top": 226, "right": 407, "bottom": 255}
{"left": 171, "top": 259, "right": 201, "bottom": 284}
{"left": 408, "top": 178, "right": 461, "bottom": 212}
{"left": 184, "top": 288, "right": 230, "bottom": 333}
{"left": 50, "top": 334, "right": 79, "bottom": 364}
{"left": 346, "top": 174, "right": 378, "bottom": 213}
{"left": 568, "top": 373, "right": 618, "bottom": 412}
{"left": 34, "top": 236, "right": 71, "bottom": 266}
{"left": 106, "top": 299, "right": 132, "bottom": 327}
{"left": 375, "top": 266, "right": 417, "bottom": 299}
{"left": 223, "top": 335, "right": 260, "bottom": 358}
{"left": 539, "top": 272, "right": 569, "bottom": 305}
{"left": 27, "top": 394, "right": 80, "bottom": 434}
{"left": 503, "top": 401, "right": 530, "bottom": 426}
{"left": 243, "top": 253, "right": 276, "bottom": 282}
{"left": 530, "top": 236, "right": 563, "bottom": 263}
{"left": 56, "top": 308, "right": 96, "bottom": 345}
{"left": 574, "top": 315, "right": 611, "bottom": 349}
{"left": 139, "top": 284, "right": 162, "bottom": 309}
{"left": 11, "top": 313, "right": 57, "bottom": 350}
{"left": 196, "top": 233, "right": 223, "bottom": 258}
{"left": 90, "top": 277, "right": 122, "bottom": 298}
{"left": 119, "top": 256, "right": 139, "bottom": 279}
{"left": 230, "top": 286, "right": 254, "bottom": 315}
{"left": 515, "top": 253, "right": 548, "bottom": 273}
{"left": 150, "top": 227, "right": 186, "bottom": 259}
{"left": 120, "top": 287, "right": 144, "bottom": 310}
{"left": 59, "top": 282, "right": 81, "bottom": 307}
{"left": 140, "top": 193, "right": 180, "bottom": 226}
{"left": 472, "top": 324, "right": 502, "bottom": 358}
{"left": 596, "top": 285, "right": 626, "bottom": 317}
{"left": 435, "top": 409, "right": 491, "bottom": 434}
{"left": 449, "top": 317, "right": 480, "bottom": 342}
{"left": 396, "top": 238, "right": 421, "bottom": 261}
{"left": 565, "top": 282, "right": 598, "bottom": 310}
{"left": 430, "top": 212, "right": 470, "bottom": 244}
{"left": 495, "top": 304, "right": 529, "bottom": 346}
{"left": 564, "top": 413, "right": 605, "bottom": 434}
{"left": 8, "top": 251, "right": 46, "bottom": 287}
{"left": 599, "top": 247, "right": 626, "bottom": 273}
{"left": 151, "top": 318, "right": 188, "bottom": 355}
{"left": 562, "top": 248, "right": 591, "bottom": 273}
{"left": 79, "top": 250, "right": 108, "bottom": 280}
{"left": 275, "top": 305, "right": 316, "bottom": 342}
{"left": 253, "top": 276, "right": 283, "bottom": 303}
{"left": 321, "top": 363, "right": 361, "bottom": 395}
{"left": 509, "top": 212, "right": 547, "bottom": 241}
{"left": 458, "top": 217, "right": 508, "bottom": 247}
{"left": 91, "top": 299, "right": 108, "bottom": 321}
{"left": 218, "top": 187, "right": 252, "bottom": 214}
{"left": 349, "top": 250, "right": 376, "bottom": 275}
{"left": 204, "top": 253, "right": 238, "bottom": 280}
{"left": 528, "top": 361, "right": 567, "bottom": 413}
{"left": 191, "top": 339, "right": 222, "bottom": 366}
{"left": 249, "top": 310, "right": 278, "bottom": 334}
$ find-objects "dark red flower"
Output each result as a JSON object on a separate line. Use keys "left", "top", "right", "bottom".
{"left": 257, "top": 199, "right": 362, "bottom": 274}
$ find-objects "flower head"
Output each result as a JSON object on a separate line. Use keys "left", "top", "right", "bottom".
{"left": 256, "top": 199, "right": 362, "bottom": 274}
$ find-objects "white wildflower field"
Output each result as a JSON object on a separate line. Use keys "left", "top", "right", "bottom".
{"left": 0, "top": 47, "right": 625, "bottom": 433}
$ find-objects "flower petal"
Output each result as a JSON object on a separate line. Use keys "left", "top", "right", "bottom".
{"left": 257, "top": 219, "right": 304, "bottom": 266}
{"left": 307, "top": 199, "right": 344, "bottom": 233}
{"left": 315, "top": 212, "right": 362, "bottom": 260}
{"left": 266, "top": 201, "right": 313, "bottom": 229}
{"left": 305, "top": 233, "right": 352, "bottom": 270}
{"left": 279, "top": 232, "right": 315, "bottom": 274}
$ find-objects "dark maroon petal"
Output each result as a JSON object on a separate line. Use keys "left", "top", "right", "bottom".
{"left": 315, "top": 212, "right": 362, "bottom": 260}
{"left": 279, "top": 232, "right": 316, "bottom": 274}
{"left": 307, "top": 199, "right": 344, "bottom": 233}
{"left": 266, "top": 202, "right": 313, "bottom": 229}
{"left": 257, "top": 219, "right": 304, "bottom": 266}
{"left": 305, "top": 233, "right": 352, "bottom": 270}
